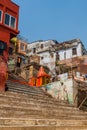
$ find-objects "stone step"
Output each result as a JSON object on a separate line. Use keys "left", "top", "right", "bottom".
{"left": 0, "top": 91, "right": 55, "bottom": 107}
{"left": 0, "top": 107, "right": 45, "bottom": 118}
{"left": 7, "top": 79, "right": 42, "bottom": 91}
{"left": 7, "top": 88, "right": 51, "bottom": 100}
{"left": 0, "top": 118, "right": 87, "bottom": 127}
{"left": 7, "top": 89, "right": 72, "bottom": 106}
{"left": 7, "top": 80, "right": 43, "bottom": 92}
{"left": 7, "top": 81, "right": 46, "bottom": 95}
{"left": 0, "top": 126, "right": 87, "bottom": 130}
{"left": 7, "top": 82, "right": 50, "bottom": 97}
{"left": 0, "top": 92, "right": 75, "bottom": 109}
{"left": 0, "top": 91, "right": 57, "bottom": 106}
{"left": 0, "top": 91, "right": 50, "bottom": 100}
{"left": 0, "top": 102, "right": 81, "bottom": 116}
{"left": 0, "top": 96, "right": 84, "bottom": 115}
{"left": 0, "top": 104, "right": 87, "bottom": 120}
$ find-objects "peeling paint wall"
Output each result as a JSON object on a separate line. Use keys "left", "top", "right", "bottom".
{"left": 44, "top": 79, "right": 74, "bottom": 104}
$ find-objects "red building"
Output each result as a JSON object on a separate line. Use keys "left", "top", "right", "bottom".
{"left": 0, "top": 0, "right": 19, "bottom": 60}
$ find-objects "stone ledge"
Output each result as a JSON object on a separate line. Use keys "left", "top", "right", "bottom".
{"left": 0, "top": 126, "right": 87, "bottom": 130}
{"left": 0, "top": 118, "right": 87, "bottom": 127}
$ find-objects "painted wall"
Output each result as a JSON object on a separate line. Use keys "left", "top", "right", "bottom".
{"left": 44, "top": 79, "right": 74, "bottom": 104}
{"left": 39, "top": 52, "right": 56, "bottom": 75}
{"left": 0, "top": 29, "right": 9, "bottom": 45}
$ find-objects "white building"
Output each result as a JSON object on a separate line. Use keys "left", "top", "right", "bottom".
{"left": 27, "top": 39, "right": 87, "bottom": 77}
{"left": 55, "top": 39, "right": 87, "bottom": 61}
{"left": 27, "top": 40, "right": 58, "bottom": 76}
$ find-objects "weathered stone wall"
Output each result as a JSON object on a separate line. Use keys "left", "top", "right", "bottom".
{"left": 44, "top": 79, "right": 78, "bottom": 106}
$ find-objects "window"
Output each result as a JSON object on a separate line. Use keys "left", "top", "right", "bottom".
{"left": 72, "top": 48, "right": 77, "bottom": 55}
{"left": 41, "top": 57, "right": 44, "bottom": 60}
{"left": 0, "top": 50, "right": 3, "bottom": 55}
{"left": 33, "top": 48, "right": 36, "bottom": 53}
{"left": 41, "top": 44, "right": 43, "bottom": 49}
{"left": 23, "top": 58, "right": 26, "bottom": 64}
{"left": 4, "top": 13, "right": 16, "bottom": 29}
{"left": 56, "top": 52, "right": 59, "bottom": 60}
{"left": 5, "top": 14, "right": 10, "bottom": 26}
{"left": 0, "top": 10, "right": 2, "bottom": 22}
{"left": 64, "top": 52, "right": 66, "bottom": 59}
{"left": 20, "top": 43, "right": 25, "bottom": 51}
{"left": 9, "top": 47, "right": 13, "bottom": 55}
{"left": 10, "top": 16, "right": 16, "bottom": 28}
{"left": 17, "top": 57, "right": 21, "bottom": 67}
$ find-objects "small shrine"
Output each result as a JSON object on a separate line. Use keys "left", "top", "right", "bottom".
{"left": 29, "top": 66, "right": 51, "bottom": 87}
{"left": 36, "top": 67, "right": 51, "bottom": 87}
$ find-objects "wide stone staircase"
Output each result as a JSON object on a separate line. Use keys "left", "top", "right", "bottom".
{"left": 0, "top": 74, "right": 87, "bottom": 129}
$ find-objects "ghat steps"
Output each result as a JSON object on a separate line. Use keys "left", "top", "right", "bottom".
{"left": 0, "top": 74, "right": 87, "bottom": 129}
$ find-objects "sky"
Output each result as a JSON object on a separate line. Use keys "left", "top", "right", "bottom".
{"left": 12, "top": 0, "right": 87, "bottom": 48}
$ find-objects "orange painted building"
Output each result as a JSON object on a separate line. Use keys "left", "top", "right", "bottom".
{"left": 0, "top": 0, "right": 19, "bottom": 91}
{"left": 0, "top": 0, "right": 19, "bottom": 60}
{"left": 28, "top": 66, "right": 51, "bottom": 87}
{"left": 36, "top": 67, "right": 51, "bottom": 87}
